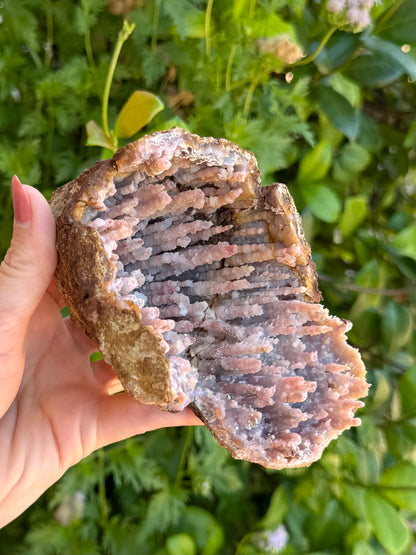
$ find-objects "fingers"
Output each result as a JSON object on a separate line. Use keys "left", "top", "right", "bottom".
{"left": 0, "top": 177, "right": 57, "bottom": 417}
{"left": 94, "top": 393, "right": 202, "bottom": 450}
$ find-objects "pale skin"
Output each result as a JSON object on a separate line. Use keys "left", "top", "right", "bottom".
{"left": 0, "top": 177, "right": 200, "bottom": 527}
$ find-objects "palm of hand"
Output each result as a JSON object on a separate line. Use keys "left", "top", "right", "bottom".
{"left": 0, "top": 182, "right": 199, "bottom": 527}
{"left": 0, "top": 281, "right": 198, "bottom": 525}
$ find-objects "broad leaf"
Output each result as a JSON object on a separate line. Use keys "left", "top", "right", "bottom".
{"left": 380, "top": 463, "right": 416, "bottom": 511}
{"left": 338, "top": 143, "right": 371, "bottom": 173}
{"left": 362, "top": 36, "right": 416, "bottom": 80}
{"left": 114, "top": 91, "right": 164, "bottom": 139}
{"left": 85, "top": 120, "right": 116, "bottom": 150}
{"left": 318, "top": 85, "right": 360, "bottom": 141}
{"left": 258, "top": 487, "right": 288, "bottom": 530}
{"left": 300, "top": 183, "right": 341, "bottom": 223}
{"left": 377, "top": 0, "right": 416, "bottom": 44}
{"left": 352, "top": 541, "right": 377, "bottom": 555}
{"left": 399, "top": 365, "right": 416, "bottom": 417}
{"left": 382, "top": 300, "right": 414, "bottom": 354}
{"left": 344, "top": 53, "right": 404, "bottom": 88}
{"left": 339, "top": 195, "right": 368, "bottom": 237}
{"left": 166, "top": 534, "right": 197, "bottom": 555}
{"left": 315, "top": 31, "right": 360, "bottom": 73}
{"left": 391, "top": 225, "right": 416, "bottom": 260}
{"left": 364, "top": 490, "right": 411, "bottom": 554}
{"left": 298, "top": 140, "right": 332, "bottom": 183}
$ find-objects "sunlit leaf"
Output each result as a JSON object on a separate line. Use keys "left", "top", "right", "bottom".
{"left": 114, "top": 91, "right": 164, "bottom": 139}
{"left": 399, "top": 366, "right": 416, "bottom": 417}
{"left": 298, "top": 140, "right": 332, "bottom": 183}
{"left": 166, "top": 533, "right": 197, "bottom": 555}
{"left": 364, "top": 490, "right": 411, "bottom": 554}
{"left": 339, "top": 195, "right": 368, "bottom": 236}
{"left": 380, "top": 463, "right": 416, "bottom": 511}
{"left": 382, "top": 300, "right": 414, "bottom": 354}
{"left": 391, "top": 225, "right": 416, "bottom": 260}
{"left": 352, "top": 541, "right": 377, "bottom": 555}
{"left": 300, "top": 183, "right": 341, "bottom": 223}
{"left": 85, "top": 120, "right": 116, "bottom": 150}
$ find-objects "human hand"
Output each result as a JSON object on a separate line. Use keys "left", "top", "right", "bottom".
{"left": 0, "top": 176, "right": 200, "bottom": 527}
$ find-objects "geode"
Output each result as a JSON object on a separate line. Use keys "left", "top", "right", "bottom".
{"left": 51, "top": 127, "right": 368, "bottom": 469}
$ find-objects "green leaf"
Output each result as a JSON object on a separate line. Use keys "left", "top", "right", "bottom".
{"left": 351, "top": 259, "right": 387, "bottom": 317}
{"left": 258, "top": 487, "right": 288, "bottom": 530}
{"left": 391, "top": 225, "right": 416, "bottom": 260}
{"left": 338, "top": 143, "right": 371, "bottom": 173}
{"left": 315, "top": 31, "right": 361, "bottom": 73}
{"left": 85, "top": 120, "right": 116, "bottom": 150}
{"left": 377, "top": 0, "right": 416, "bottom": 44}
{"left": 178, "top": 506, "right": 224, "bottom": 555}
{"left": 249, "top": 12, "right": 295, "bottom": 40}
{"left": 317, "top": 85, "right": 360, "bottom": 140}
{"left": 362, "top": 36, "right": 416, "bottom": 79}
{"left": 352, "top": 541, "right": 377, "bottom": 555}
{"left": 300, "top": 183, "right": 341, "bottom": 223}
{"left": 370, "top": 372, "right": 392, "bottom": 411}
{"left": 298, "top": 140, "right": 332, "bottom": 183}
{"left": 166, "top": 534, "right": 197, "bottom": 555}
{"left": 114, "top": 91, "right": 164, "bottom": 139}
{"left": 404, "top": 119, "right": 416, "bottom": 149}
{"left": 330, "top": 73, "right": 362, "bottom": 108}
{"left": 382, "top": 300, "right": 414, "bottom": 354}
{"left": 344, "top": 53, "right": 404, "bottom": 88}
{"left": 364, "top": 490, "right": 411, "bottom": 554}
{"left": 399, "top": 366, "right": 416, "bottom": 417}
{"left": 380, "top": 464, "right": 416, "bottom": 511}
{"left": 338, "top": 195, "right": 368, "bottom": 236}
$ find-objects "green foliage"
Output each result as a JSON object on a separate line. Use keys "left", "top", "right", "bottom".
{"left": 0, "top": 0, "right": 415, "bottom": 554}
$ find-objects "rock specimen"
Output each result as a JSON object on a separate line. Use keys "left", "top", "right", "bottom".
{"left": 51, "top": 127, "right": 368, "bottom": 469}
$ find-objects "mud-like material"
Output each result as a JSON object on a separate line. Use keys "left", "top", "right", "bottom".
{"left": 51, "top": 127, "right": 368, "bottom": 469}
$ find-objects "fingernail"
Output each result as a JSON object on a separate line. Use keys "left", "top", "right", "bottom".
{"left": 11, "top": 175, "right": 32, "bottom": 227}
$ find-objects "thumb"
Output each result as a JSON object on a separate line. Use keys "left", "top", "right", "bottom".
{"left": 0, "top": 176, "right": 56, "bottom": 415}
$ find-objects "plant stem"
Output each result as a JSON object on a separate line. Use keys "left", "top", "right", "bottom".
{"left": 44, "top": 0, "right": 53, "bottom": 69}
{"left": 84, "top": 29, "right": 96, "bottom": 72}
{"left": 290, "top": 26, "right": 337, "bottom": 67}
{"left": 248, "top": 0, "right": 257, "bottom": 25}
{"left": 102, "top": 19, "right": 136, "bottom": 139}
{"left": 174, "top": 428, "right": 193, "bottom": 486}
{"left": 243, "top": 78, "right": 258, "bottom": 117}
{"left": 205, "top": 0, "right": 214, "bottom": 58}
{"left": 151, "top": 0, "right": 160, "bottom": 53}
{"left": 318, "top": 275, "right": 413, "bottom": 297}
{"left": 225, "top": 44, "right": 237, "bottom": 92}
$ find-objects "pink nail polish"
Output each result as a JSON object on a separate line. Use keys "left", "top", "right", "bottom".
{"left": 11, "top": 175, "right": 32, "bottom": 226}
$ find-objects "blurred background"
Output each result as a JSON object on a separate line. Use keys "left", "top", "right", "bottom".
{"left": 0, "top": 1, "right": 415, "bottom": 553}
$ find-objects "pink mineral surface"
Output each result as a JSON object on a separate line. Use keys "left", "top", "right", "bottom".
{"left": 52, "top": 128, "right": 369, "bottom": 469}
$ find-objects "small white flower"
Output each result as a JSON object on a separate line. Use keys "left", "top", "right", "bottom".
{"left": 265, "top": 525, "right": 289, "bottom": 553}
{"left": 327, "top": 0, "right": 345, "bottom": 13}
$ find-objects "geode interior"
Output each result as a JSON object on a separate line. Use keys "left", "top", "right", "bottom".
{"left": 51, "top": 127, "right": 368, "bottom": 469}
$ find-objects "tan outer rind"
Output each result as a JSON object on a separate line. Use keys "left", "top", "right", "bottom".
{"left": 51, "top": 128, "right": 322, "bottom": 410}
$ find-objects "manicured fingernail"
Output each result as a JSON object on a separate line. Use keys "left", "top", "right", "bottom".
{"left": 11, "top": 175, "right": 32, "bottom": 227}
